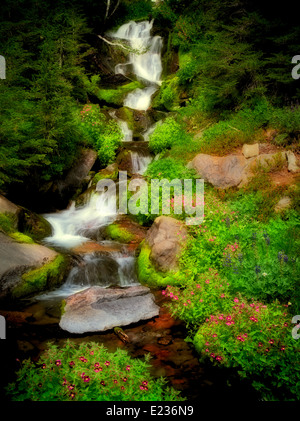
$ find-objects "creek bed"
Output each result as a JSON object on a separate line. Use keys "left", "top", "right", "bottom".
{"left": 0, "top": 290, "right": 259, "bottom": 402}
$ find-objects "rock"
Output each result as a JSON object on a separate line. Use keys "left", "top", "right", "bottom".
{"left": 286, "top": 151, "right": 300, "bottom": 173}
{"left": 56, "top": 148, "right": 98, "bottom": 198}
{"left": 275, "top": 197, "right": 292, "bottom": 213}
{"left": 239, "top": 152, "right": 287, "bottom": 186}
{"left": 105, "top": 216, "right": 148, "bottom": 245}
{"left": 17, "top": 207, "right": 52, "bottom": 242}
{"left": 93, "top": 163, "right": 119, "bottom": 185}
{"left": 242, "top": 143, "right": 259, "bottom": 158}
{"left": 145, "top": 216, "right": 188, "bottom": 272}
{"left": 116, "top": 149, "right": 133, "bottom": 175}
{"left": 190, "top": 154, "right": 247, "bottom": 189}
{"left": 0, "top": 195, "right": 19, "bottom": 215}
{"left": 59, "top": 285, "right": 160, "bottom": 334}
{"left": 0, "top": 233, "right": 59, "bottom": 299}
{"left": 71, "top": 241, "right": 123, "bottom": 254}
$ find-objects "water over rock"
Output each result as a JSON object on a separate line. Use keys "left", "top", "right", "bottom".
{"left": 59, "top": 285, "right": 160, "bottom": 334}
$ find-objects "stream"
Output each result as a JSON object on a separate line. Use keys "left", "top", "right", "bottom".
{"left": 2, "top": 20, "right": 259, "bottom": 402}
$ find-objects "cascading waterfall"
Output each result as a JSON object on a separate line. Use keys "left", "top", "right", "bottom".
{"left": 43, "top": 191, "right": 117, "bottom": 249}
{"left": 36, "top": 19, "right": 163, "bottom": 300}
{"left": 109, "top": 20, "right": 163, "bottom": 111}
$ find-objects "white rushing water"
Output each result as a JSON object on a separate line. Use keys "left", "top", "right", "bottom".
{"left": 110, "top": 20, "right": 163, "bottom": 111}
{"left": 43, "top": 192, "right": 117, "bottom": 249}
{"left": 130, "top": 151, "right": 152, "bottom": 175}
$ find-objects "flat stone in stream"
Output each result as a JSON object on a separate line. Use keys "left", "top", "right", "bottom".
{"left": 59, "top": 285, "right": 160, "bottom": 334}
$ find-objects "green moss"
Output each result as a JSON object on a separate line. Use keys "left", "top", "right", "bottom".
{"left": 137, "top": 241, "right": 180, "bottom": 288}
{"left": 9, "top": 232, "right": 35, "bottom": 244}
{"left": 0, "top": 212, "right": 36, "bottom": 244}
{"left": 12, "top": 255, "right": 68, "bottom": 299}
{"left": 60, "top": 299, "right": 66, "bottom": 316}
{"left": 97, "top": 81, "right": 143, "bottom": 106}
{"left": 116, "top": 107, "right": 135, "bottom": 131}
{"left": 0, "top": 212, "right": 17, "bottom": 234}
{"left": 106, "top": 223, "right": 135, "bottom": 243}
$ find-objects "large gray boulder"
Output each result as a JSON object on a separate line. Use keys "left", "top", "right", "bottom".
{"left": 145, "top": 216, "right": 188, "bottom": 272}
{"left": 190, "top": 154, "right": 247, "bottom": 189}
{"left": 59, "top": 285, "right": 160, "bottom": 334}
{"left": 0, "top": 233, "right": 58, "bottom": 299}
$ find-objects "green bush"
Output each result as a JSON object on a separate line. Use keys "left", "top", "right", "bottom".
{"left": 80, "top": 104, "right": 122, "bottom": 166}
{"left": 6, "top": 340, "right": 183, "bottom": 401}
{"left": 148, "top": 117, "right": 189, "bottom": 155}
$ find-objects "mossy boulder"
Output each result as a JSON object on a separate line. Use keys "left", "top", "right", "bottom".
{"left": 105, "top": 223, "right": 135, "bottom": 243}
{"left": 17, "top": 207, "right": 52, "bottom": 242}
{"left": 105, "top": 216, "right": 147, "bottom": 246}
{"left": 96, "top": 81, "right": 143, "bottom": 107}
{"left": 11, "top": 254, "right": 69, "bottom": 299}
{"left": 0, "top": 232, "right": 70, "bottom": 301}
{"left": 92, "top": 163, "right": 119, "bottom": 186}
{"left": 137, "top": 241, "right": 179, "bottom": 288}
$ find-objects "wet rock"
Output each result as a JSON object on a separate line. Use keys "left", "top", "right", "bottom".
{"left": 145, "top": 216, "right": 188, "bottom": 272}
{"left": 59, "top": 285, "right": 160, "bottom": 334}
{"left": 190, "top": 154, "right": 247, "bottom": 189}
{"left": 242, "top": 143, "right": 259, "bottom": 158}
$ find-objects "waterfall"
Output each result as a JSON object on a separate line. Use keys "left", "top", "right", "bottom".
{"left": 43, "top": 191, "right": 117, "bottom": 249}
{"left": 110, "top": 20, "right": 163, "bottom": 111}
{"left": 36, "top": 20, "right": 164, "bottom": 301}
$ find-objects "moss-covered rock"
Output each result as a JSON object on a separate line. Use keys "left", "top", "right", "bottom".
{"left": 0, "top": 212, "right": 36, "bottom": 244}
{"left": 96, "top": 81, "right": 143, "bottom": 106}
{"left": 92, "top": 163, "right": 119, "bottom": 185}
{"left": 137, "top": 241, "right": 180, "bottom": 288}
{"left": 105, "top": 223, "right": 135, "bottom": 243}
{"left": 17, "top": 208, "right": 52, "bottom": 242}
{"left": 11, "top": 255, "right": 69, "bottom": 299}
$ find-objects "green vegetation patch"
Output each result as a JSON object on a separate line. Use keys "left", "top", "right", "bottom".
{"left": 6, "top": 340, "right": 183, "bottom": 401}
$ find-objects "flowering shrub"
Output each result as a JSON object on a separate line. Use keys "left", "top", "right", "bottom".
{"left": 193, "top": 299, "right": 300, "bottom": 400}
{"left": 163, "top": 269, "right": 233, "bottom": 326}
{"left": 6, "top": 341, "right": 183, "bottom": 401}
{"left": 80, "top": 104, "right": 121, "bottom": 166}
